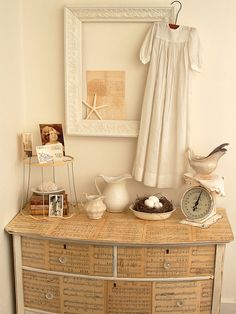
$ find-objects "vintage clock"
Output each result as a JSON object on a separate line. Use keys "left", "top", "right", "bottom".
{"left": 180, "top": 185, "right": 222, "bottom": 228}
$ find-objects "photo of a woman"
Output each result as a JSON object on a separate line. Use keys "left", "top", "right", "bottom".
{"left": 39, "top": 124, "right": 65, "bottom": 152}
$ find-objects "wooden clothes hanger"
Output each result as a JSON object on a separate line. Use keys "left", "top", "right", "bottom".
{"left": 169, "top": 1, "right": 182, "bottom": 29}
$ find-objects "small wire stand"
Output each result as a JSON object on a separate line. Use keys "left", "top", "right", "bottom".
{"left": 21, "top": 155, "right": 79, "bottom": 221}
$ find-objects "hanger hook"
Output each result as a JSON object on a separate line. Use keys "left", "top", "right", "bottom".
{"left": 171, "top": 1, "right": 182, "bottom": 24}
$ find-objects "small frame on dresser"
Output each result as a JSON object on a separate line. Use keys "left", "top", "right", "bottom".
{"left": 64, "top": 6, "right": 174, "bottom": 137}
{"left": 48, "top": 194, "right": 64, "bottom": 217}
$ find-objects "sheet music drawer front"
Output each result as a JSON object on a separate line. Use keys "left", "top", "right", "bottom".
{"left": 117, "top": 246, "right": 215, "bottom": 278}
{"left": 21, "top": 238, "right": 215, "bottom": 314}
{"left": 23, "top": 269, "right": 213, "bottom": 314}
{"left": 22, "top": 237, "right": 215, "bottom": 278}
{"left": 21, "top": 237, "right": 113, "bottom": 276}
{"left": 23, "top": 270, "right": 107, "bottom": 314}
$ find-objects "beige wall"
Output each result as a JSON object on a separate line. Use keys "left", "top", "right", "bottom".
{"left": 1, "top": 0, "right": 236, "bottom": 312}
{"left": 22, "top": 0, "right": 236, "bottom": 304}
{"left": 0, "top": 0, "right": 24, "bottom": 313}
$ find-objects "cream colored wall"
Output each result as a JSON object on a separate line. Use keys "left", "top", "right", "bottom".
{"left": 0, "top": 0, "right": 24, "bottom": 313}
{"left": 2, "top": 0, "right": 232, "bottom": 310}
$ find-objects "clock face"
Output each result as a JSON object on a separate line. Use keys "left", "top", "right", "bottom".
{"left": 181, "top": 186, "right": 214, "bottom": 221}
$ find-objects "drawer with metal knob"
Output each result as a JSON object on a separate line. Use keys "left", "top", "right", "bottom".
{"left": 21, "top": 237, "right": 113, "bottom": 276}
{"left": 23, "top": 270, "right": 107, "bottom": 314}
{"left": 152, "top": 280, "right": 213, "bottom": 313}
{"left": 23, "top": 270, "right": 60, "bottom": 313}
{"left": 117, "top": 246, "right": 216, "bottom": 278}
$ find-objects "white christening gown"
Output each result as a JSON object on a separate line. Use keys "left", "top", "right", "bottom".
{"left": 132, "top": 22, "right": 201, "bottom": 188}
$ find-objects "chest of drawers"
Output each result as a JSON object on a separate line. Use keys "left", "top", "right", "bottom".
{"left": 5, "top": 208, "right": 233, "bottom": 314}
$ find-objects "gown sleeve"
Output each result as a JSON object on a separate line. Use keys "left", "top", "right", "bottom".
{"left": 188, "top": 28, "right": 202, "bottom": 72}
{"left": 140, "top": 23, "right": 157, "bottom": 64}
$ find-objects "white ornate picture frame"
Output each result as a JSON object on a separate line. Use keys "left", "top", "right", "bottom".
{"left": 64, "top": 6, "right": 173, "bottom": 137}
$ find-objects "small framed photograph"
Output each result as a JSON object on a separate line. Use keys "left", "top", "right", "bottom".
{"left": 48, "top": 194, "right": 64, "bottom": 217}
{"left": 22, "top": 133, "right": 33, "bottom": 158}
{"left": 39, "top": 124, "right": 65, "bottom": 153}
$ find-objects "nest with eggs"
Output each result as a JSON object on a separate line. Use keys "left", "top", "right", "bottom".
{"left": 132, "top": 194, "right": 174, "bottom": 213}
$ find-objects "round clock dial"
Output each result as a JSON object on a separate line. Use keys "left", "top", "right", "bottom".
{"left": 181, "top": 186, "right": 214, "bottom": 221}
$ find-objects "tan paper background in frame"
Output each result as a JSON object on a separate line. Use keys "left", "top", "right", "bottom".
{"left": 64, "top": 6, "right": 174, "bottom": 137}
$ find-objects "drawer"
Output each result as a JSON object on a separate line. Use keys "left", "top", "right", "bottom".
{"left": 152, "top": 280, "right": 213, "bottom": 313}
{"left": 23, "top": 270, "right": 106, "bottom": 314}
{"left": 23, "top": 270, "right": 60, "bottom": 313}
{"left": 117, "top": 246, "right": 215, "bottom": 278}
{"left": 106, "top": 279, "right": 213, "bottom": 314}
{"left": 22, "top": 237, "right": 113, "bottom": 276}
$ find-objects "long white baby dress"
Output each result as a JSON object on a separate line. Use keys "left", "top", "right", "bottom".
{"left": 132, "top": 22, "right": 201, "bottom": 188}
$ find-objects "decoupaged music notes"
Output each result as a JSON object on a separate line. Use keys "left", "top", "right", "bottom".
{"left": 107, "top": 281, "right": 152, "bottom": 314}
{"left": 63, "top": 277, "right": 106, "bottom": 314}
{"left": 152, "top": 280, "right": 213, "bottom": 313}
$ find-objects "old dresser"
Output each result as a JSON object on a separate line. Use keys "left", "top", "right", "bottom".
{"left": 5, "top": 208, "right": 233, "bottom": 314}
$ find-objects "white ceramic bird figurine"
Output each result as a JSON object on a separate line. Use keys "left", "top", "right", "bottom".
{"left": 187, "top": 143, "right": 229, "bottom": 177}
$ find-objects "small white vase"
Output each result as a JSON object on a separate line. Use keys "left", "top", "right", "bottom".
{"left": 84, "top": 194, "right": 106, "bottom": 219}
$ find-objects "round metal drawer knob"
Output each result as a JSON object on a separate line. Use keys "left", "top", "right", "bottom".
{"left": 176, "top": 300, "right": 184, "bottom": 307}
{"left": 163, "top": 261, "right": 171, "bottom": 269}
{"left": 58, "top": 256, "right": 67, "bottom": 264}
{"left": 45, "top": 292, "right": 54, "bottom": 300}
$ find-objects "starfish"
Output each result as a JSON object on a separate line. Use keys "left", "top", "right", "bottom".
{"left": 82, "top": 94, "right": 110, "bottom": 120}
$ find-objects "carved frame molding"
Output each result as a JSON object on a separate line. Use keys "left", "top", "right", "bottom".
{"left": 64, "top": 6, "right": 174, "bottom": 137}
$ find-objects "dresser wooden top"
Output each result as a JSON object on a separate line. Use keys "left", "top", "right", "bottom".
{"left": 5, "top": 208, "right": 233, "bottom": 245}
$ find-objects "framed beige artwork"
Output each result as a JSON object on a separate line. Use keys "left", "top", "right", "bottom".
{"left": 64, "top": 6, "right": 174, "bottom": 137}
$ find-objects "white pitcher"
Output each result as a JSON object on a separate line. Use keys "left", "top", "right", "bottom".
{"left": 84, "top": 194, "right": 106, "bottom": 219}
{"left": 94, "top": 174, "right": 132, "bottom": 213}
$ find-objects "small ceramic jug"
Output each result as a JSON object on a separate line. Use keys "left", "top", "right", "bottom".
{"left": 94, "top": 174, "right": 132, "bottom": 213}
{"left": 84, "top": 194, "right": 106, "bottom": 219}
